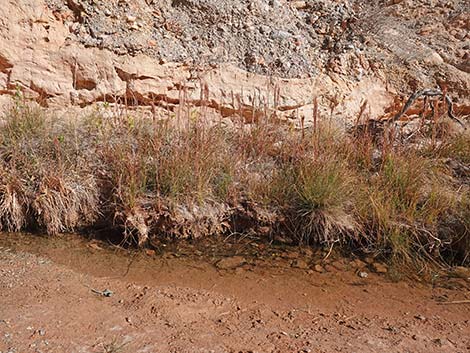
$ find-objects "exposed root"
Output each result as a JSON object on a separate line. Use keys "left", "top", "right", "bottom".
{"left": 297, "top": 209, "right": 358, "bottom": 245}
{"left": 392, "top": 88, "right": 466, "bottom": 128}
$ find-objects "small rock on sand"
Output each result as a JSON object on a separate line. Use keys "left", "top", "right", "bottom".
{"left": 216, "top": 256, "right": 247, "bottom": 270}
{"left": 331, "top": 260, "right": 347, "bottom": 271}
{"left": 350, "top": 259, "right": 367, "bottom": 269}
{"left": 358, "top": 271, "right": 368, "bottom": 278}
{"left": 451, "top": 266, "right": 470, "bottom": 280}
{"left": 292, "top": 259, "right": 310, "bottom": 269}
{"left": 372, "top": 262, "right": 388, "bottom": 274}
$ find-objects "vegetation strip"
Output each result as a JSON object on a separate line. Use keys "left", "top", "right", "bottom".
{"left": 0, "top": 97, "right": 468, "bottom": 269}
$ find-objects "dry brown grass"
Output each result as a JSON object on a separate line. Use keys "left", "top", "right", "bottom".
{"left": 0, "top": 100, "right": 100, "bottom": 235}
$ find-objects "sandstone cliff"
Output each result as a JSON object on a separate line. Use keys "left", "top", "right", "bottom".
{"left": 0, "top": 0, "right": 469, "bottom": 125}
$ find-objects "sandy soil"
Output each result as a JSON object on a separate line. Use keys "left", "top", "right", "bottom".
{"left": 0, "top": 233, "right": 469, "bottom": 353}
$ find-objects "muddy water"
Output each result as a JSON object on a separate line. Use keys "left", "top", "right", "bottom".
{"left": 0, "top": 231, "right": 465, "bottom": 313}
{"left": 0, "top": 232, "right": 345, "bottom": 309}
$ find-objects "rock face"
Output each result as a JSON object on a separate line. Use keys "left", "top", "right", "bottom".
{"left": 44, "top": 0, "right": 361, "bottom": 79}
{"left": 0, "top": 0, "right": 469, "bottom": 124}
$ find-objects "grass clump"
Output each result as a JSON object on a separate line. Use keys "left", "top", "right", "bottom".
{"left": 0, "top": 101, "right": 100, "bottom": 235}
{"left": 266, "top": 147, "right": 356, "bottom": 245}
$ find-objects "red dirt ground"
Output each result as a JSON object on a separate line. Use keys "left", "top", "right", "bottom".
{"left": 0, "top": 233, "right": 469, "bottom": 353}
